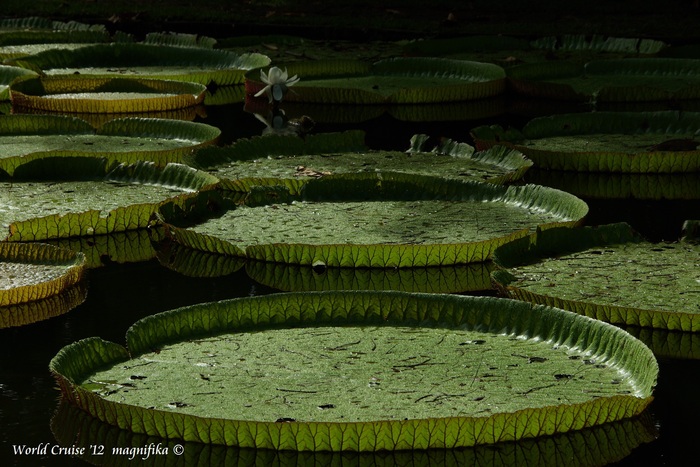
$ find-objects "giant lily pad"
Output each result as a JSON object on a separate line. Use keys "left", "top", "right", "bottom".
{"left": 245, "top": 58, "right": 506, "bottom": 104}
{"left": 507, "top": 58, "right": 700, "bottom": 102}
{"left": 49, "top": 291, "right": 657, "bottom": 451}
{"left": 158, "top": 173, "right": 587, "bottom": 268}
{"left": 194, "top": 132, "right": 532, "bottom": 195}
{"left": 0, "top": 115, "right": 220, "bottom": 175}
{"left": 0, "top": 157, "right": 221, "bottom": 242}
{"left": 471, "top": 111, "right": 700, "bottom": 173}
{"left": 7, "top": 43, "right": 271, "bottom": 86}
{"left": 492, "top": 223, "right": 700, "bottom": 332}
{"left": 10, "top": 76, "right": 207, "bottom": 113}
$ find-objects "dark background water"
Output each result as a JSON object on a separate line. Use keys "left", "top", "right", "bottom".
{"left": 0, "top": 100, "right": 699, "bottom": 466}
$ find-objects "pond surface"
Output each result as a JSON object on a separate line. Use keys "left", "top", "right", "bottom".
{"left": 1, "top": 99, "right": 700, "bottom": 466}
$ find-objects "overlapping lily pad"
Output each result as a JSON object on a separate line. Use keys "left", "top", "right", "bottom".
{"left": 7, "top": 43, "right": 271, "bottom": 86}
{"left": 0, "top": 157, "right": 221, "bottom": 242}
{"left": 10, "top": 76, "right": 207, "bottom": 113}
{"left": 0, "top": 115, "right": 220, "bottom": 175}
{"left": 158, "top": 173, "right": 587, "bottom": 268}
{"left": 0, "top": 65, "right": 38, "bottom": 100}
{"left": 507, "top": 58, "right": 700, "bottom": 102}
{"left": 471, "top": 111, "right": 700, "bottom": 173}
{"left": 49, "top": 291, "right": 657, "bottom": 451}
{"left": 193, "top": 131, "right": 532, "bottom": 196}
{"left": 245, "top": 58, "right": 506, "bottom": 104}
{"left": 492, "top": 223, "right": 700, "bottom": 332}
{"left": 0, "top": 242, "right": 87, "bottom": 327}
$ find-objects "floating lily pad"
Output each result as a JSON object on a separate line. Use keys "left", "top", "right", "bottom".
{"left": 50, "top": 291, "right": 657, "bottom": 451}
{"left": 0, "top": 242, "right": 86, "bottom": 307}
{"left": 492, "top": 223, "right": 700, "bottom": 332}
{"left": 530, "top": 35, "right": 667, "bottom": 57}
{"left": 159, "top": 173, "right": 587, "bottom": 268}
{"left": 471, "top": 111, "right": 700, "bottom": 173}
{"left": 0, "top": 115, "right": 220, "bottom": 175}
{"left": 0, "top": 157, "right": 221, "bottom": 242}
{"left": 507, "top": 58, "right": 700, "bottom": 102}
{"left": 245, "top": 58, "right": 506, "bottom": 104}
{"left": 624, "top": 327, "right": 700, "bottom": 360}
{"left": 194, "top": 132, "right": 531, "bottom": 195}
{"left": 10, "top": 76, "right": 207, "bottom": 113}
{"left": 8, "top": 43, "right": 271, "bottom": 86}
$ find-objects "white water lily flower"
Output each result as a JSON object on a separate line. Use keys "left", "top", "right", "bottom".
{"left": 254, "top": 66, "right": 300, "bottom": 103}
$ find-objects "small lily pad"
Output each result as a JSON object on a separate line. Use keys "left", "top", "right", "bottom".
{"left": 10, "top": 76, "right": 207, "bottom": 113}
{"left": 245, "top": 58, "right": 506, "bottom": 104}
{"left": 492, "top": 223, "right": 700, "bottom": 332}
{"left": 0, "top": 65, "right": 38, "bottom": 100}
{"left": 50, "top": 291, "right": 657, "bottom": 451}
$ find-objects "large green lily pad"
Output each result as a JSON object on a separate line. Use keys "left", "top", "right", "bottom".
{"left": 50, "top": 291, "right": 657, "bottom": 451}
{"left": 245, "top": 58, "right": 506, "bottom": 104}
{"left": 507, "top": 58, "right": 700, "bottom": 102}
{"left": 7, "top": 43, "right": 271, "bottom": 86}
{"left": 194, "top": 132, "right": 532, "bottom": 195}
{"left": 159, "top": 174, "right": 587, "bottom": 268}
{"left": 492, "top": 223, "right": 700, "bottom": 332}
{"left": 471, "top": 111, "right": 700, "bottom": 173}
{"left": 0, "top": 115, "right": 220, "bottom": 175}
{"left": 0, "top": 157, "right": 221, "bottom": 241}
{"left": 10, "top": 76, "right": 207, "bottom": 113}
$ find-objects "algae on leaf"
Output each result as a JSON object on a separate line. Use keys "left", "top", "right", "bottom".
{"left": 50, "top": 291, "right": 657, "bottom": 451}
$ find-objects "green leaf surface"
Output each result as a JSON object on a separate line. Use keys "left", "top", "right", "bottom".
{"left": 0, "top": 115, "right": 220, "bottom": 175}
{"left": 245, "top": 58, "right": 506, "bottom": 104}
{"left": 0, "top": 242, "right": 85, "bottom": 306}
{"left": 50, "top": 291, "right": 657, "bottom": 451}
{"left": 162, "top": 174, "right": 587, "bottom": 267}
{"left": 245, "top": 261, "right": 494, "bottom": 293}
{"left": 198, "top": 132, "right": 531, "bottom": 195}
{"left": 492, "top": 223, "right": 700, "bottom": 332}
{"left": 507, "top": 58, "right": 700, "bottom": 102}
{"left": 1, "top": 282, "right": 86, "bottom": 328}
{"left": 1, "top": 159, "right": 219, "bottom": 241}
{"left": 8, "top": 43, "right": 271, "bottom": 86}
{"left": 51, "top": 398, "right": 657, "bottom": 467}
{"left": 471, "top": 111, "right": 700, "bottom": 173}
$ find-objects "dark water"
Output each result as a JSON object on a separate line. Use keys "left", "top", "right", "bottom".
{"left": 1, "top": 100, "right": 699, "bottom": 466}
